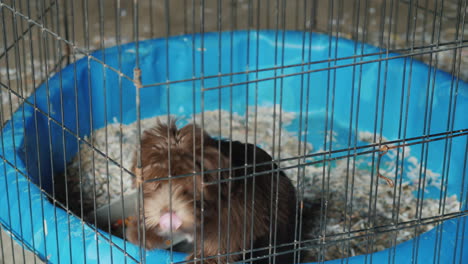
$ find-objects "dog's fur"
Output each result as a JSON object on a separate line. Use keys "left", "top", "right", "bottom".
{"left": 126, "top": 120, "right": 299, "bottom": 263}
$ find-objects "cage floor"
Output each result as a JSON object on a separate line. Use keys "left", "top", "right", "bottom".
{"left": 0, "top": 228, "right": 43, "bottom": 264}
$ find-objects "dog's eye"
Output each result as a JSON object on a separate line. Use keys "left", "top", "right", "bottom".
{"left": 182, "top": 189, "right": 191, "bottom": 197}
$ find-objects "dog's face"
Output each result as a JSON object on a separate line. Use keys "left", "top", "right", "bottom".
{"left": 132, "top": 121, "right": 228, "bottom": 239}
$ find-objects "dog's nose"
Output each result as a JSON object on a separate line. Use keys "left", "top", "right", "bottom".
{"left": 159, "top": 212, "right": 182, "bottom": 231}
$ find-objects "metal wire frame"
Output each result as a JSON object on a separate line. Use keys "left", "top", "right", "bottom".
{"left": 136, "top": 39, "right": 467, "bottom": 90}
{"left": 0, "top": 36, "right": 465, "bottom": 104}
{"left": 1, "top": 1, "right": 36, "bottom": 263}
{"left": 169, "top": 208, "right": 468, "bottom": 264}
{"left": 1, "top": 0, "right": 467, "bottom": 264}
{"left": 399, "top": 0, "right": 468, "bottom": 22}
{"left": 3, "top": 1, "right": 466, "bottom": 91}
{"left": 129, "top": 206, "right": 468, "bottom": 264}
{"left": 0, "top": 0, "right": 58, "bottom": 60}
{"left": 1, "top": 76, "right": 465, "bottom": 194}
{"left": 0, "top": 222, "right": 42, "bottom": 262}
{"left": 1, "top": 71, "right": 467, "bottom": 187}
{"left": 1, "top": 65, "right": 467, "bottom": 263}
{"left": 408, "top": 1, "right": 466, "bottom": 263}
{"left": 0, "top": 154, "right": 140, "bottom": 263}
{"left": 2, "top": 0, "right": 466, "bottom": 95}
{"left": 0, "top": 1, "right": 134, "bottom": 83}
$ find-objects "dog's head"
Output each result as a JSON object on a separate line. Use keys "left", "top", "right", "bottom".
{"left": 132, "top": 120, "right": 228, "bottom": 238}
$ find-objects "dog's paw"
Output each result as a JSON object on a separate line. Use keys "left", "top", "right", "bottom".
{"left": 125, "top": 224, "right": 165, "bottom": 250}
{"left": 125, "top": 224, "right": 141, "bottom": 246}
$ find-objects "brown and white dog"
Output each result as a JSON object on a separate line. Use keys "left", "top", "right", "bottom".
{"left": 126, "top": 120, "right": 298, "bottom": 264}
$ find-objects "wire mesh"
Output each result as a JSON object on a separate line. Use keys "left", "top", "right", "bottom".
{"left": 0, "top": 0, "right": 467, "bottom": 264}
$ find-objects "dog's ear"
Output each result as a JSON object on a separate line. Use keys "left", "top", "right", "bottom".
{"left": 177, "top": 124, "right": 217, "bottom": 152}
{"left": 193, "top": 145, "right": 232, "bottom": 203}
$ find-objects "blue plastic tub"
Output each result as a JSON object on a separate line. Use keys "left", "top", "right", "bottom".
{"left": 1, "top": 30, "right": 467, "bottom": 263}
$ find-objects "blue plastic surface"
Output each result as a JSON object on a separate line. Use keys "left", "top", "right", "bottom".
{"left": 0, "top": 30, "right": 467, "bottom": 264}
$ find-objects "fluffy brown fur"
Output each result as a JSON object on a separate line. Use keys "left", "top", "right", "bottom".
{"left": 126, "top": 120, "right": 299, "bottom": 264}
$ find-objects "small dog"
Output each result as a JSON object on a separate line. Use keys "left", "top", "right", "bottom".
{"left": 126, "top": 120, "right": 298, "bottom": 264}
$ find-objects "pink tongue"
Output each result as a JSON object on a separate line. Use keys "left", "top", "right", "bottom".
{"left": 159, "top": 212, "right": 182, "bottom": 231}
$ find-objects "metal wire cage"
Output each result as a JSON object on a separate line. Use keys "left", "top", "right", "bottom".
{"left": 0, "top": 0, "right": 467, "bottom": 263}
